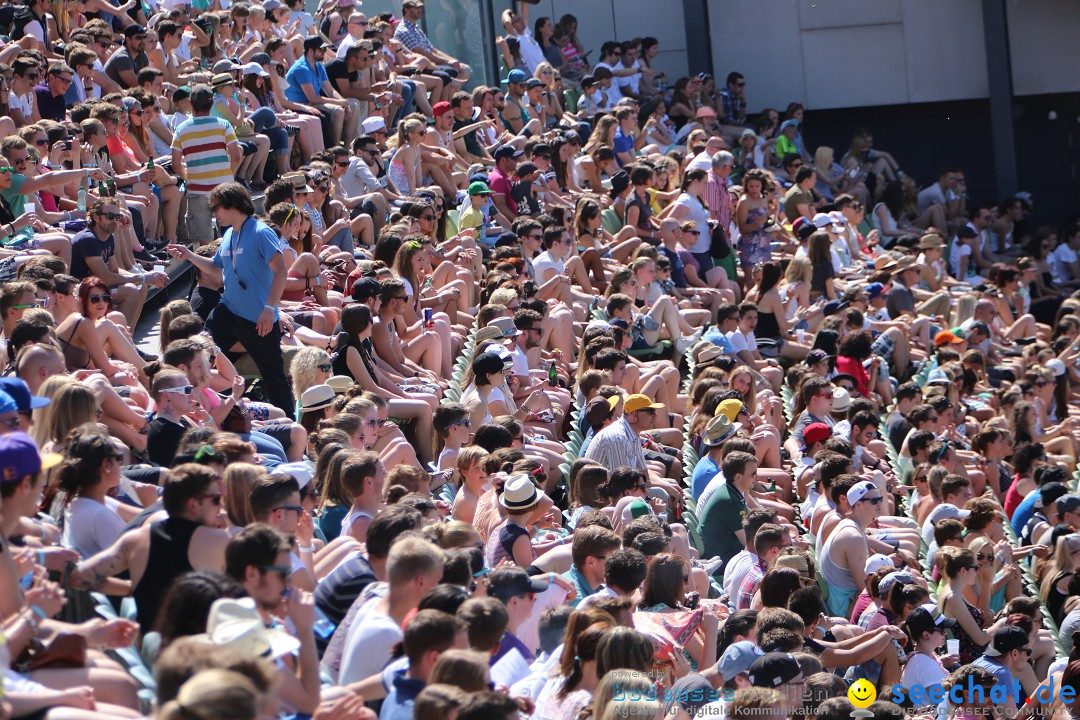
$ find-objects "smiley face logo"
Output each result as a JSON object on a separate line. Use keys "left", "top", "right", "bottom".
{"left": 848, "top": 678, "right": 877, "bottom": 708}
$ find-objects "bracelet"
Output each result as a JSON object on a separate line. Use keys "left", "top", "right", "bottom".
{"left": 264, "top": 304, "right": 276, "bottom": 312}
{"left": 30, "top": 605, "right": 47, "bottom": 620}
{"left": 65, "top": 212, "right": 72, "bottom": 221}
{"left": 298, "top": 544, "right": 315, "bottom": 553}
{"left": 38, "top": 549, "right": 45, "bottom": 566}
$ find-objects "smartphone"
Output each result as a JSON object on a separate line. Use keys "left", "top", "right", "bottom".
{"left": 685, "top": 592, "right": 700, "bottom": 610}
{"left": 63, "top": 140, "right": 72, "bottom": 150}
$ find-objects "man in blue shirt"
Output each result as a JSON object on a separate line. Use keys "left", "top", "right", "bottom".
{"left": 180, "top": 182, "right": 292, "bottom": 413}
{"left": 285, "top": 36, "right": 351, "bottom": 146}
{"left": 380, "top": 610, "right": 468, "bottom": 720}
{"left": 613, "top": 106, "right": 637, "bottom": 166}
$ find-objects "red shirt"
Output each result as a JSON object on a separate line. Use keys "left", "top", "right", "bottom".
{"left": 835, "top": 355, "right": 870, "bottom": 397}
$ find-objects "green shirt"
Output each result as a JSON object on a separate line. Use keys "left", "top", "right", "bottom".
{"left": 700, "top": 482, "right": 746, "bottom": 564}
{"left": 562, "top": 565, "right": 596, "bottom": 608}
{"left": 775, "top": 134, "right": 797, "bottom": 162}
{"left": 1, "top": 174, "right": 28, "bottom": 219}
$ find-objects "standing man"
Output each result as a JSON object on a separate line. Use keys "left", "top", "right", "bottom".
{"left": 169, "top": 85, "right": 242, "bottom": 245}
{"left": 167, "top": 183, "right": 292, "bottom": 414}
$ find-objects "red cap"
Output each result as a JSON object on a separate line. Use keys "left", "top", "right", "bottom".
{"left": 803, "top": 422, "right": 832, "bottom": 447}
{"left": 432, "top": 101, "right": 451, "bottom": 117}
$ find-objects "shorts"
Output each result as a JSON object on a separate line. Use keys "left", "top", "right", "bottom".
{"left": 289, "top": 311, "right": 316, "bottom": 329}
{"left": 239, "top": 140, "right": 258, "bottom": 156}
{"left": 186, "top": 194, "right": 214, "bottom": 244}
{"left": 871, "top": 331, "right": 895, "bottom": 359}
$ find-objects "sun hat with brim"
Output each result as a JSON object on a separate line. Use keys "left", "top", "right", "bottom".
{"left": 490, "top": 317, "right": 520, "bottom": 338}
{"left": 926, "top": 368, "right": 950, "bottom": 385}
{"left": 740, "top": 128, "right": 757, "bottom": 140}
{"left": 475, "top": 327, "right": 509, "bottom": 346}
{"left": 283, "top": 172, "right": 314, "bottom": 193}
{"left": 831, "top": 387, "right": 850, "bottom": 413}
{"left": 702, "top": 414, "right": 740, "bottom": 447}
{"left": 299, "top": 384, "right": 335, "bottom": 413}
{"left": 773, "top": 553, "right": 809, "bottom": 576}
{"left": 195, "top": 598, "right": 300, "bottom": 659}
{"left": 714, "top": 398, "right": 743, "bottom": 422}
{"left": 873, "top": 254, "right": 900, "bottom": 272}
{"left": 211, "top": 72, "right": 236, "bottom": 88}
{"left": 696, "top": 344, "right": 723, "bottom": 363}
{"left": 326, "top": 376, "right": 355, "bottom": 394}
{"left": 892, "top": 256, "right": 919, "bottom": 273}
{"left": 0, "top": 432, "right": 61, "bottom": 484}
{"left": 499, "top": 473, "right": 541, "bottom": 511}
{"left": 919, "top": 233, "right": 946, "bottom": 250}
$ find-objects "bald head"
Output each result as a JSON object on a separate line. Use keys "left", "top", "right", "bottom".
{"left": 16, "top": 343, "right": 64, "bottom": 394}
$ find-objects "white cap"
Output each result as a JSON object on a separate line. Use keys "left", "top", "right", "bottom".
{"left": 812, "top": 213, "right": 832, "bottom": 229}
{"left": 827, "top": 211, "right": 846, "bottom": 232}
{"left": 1046, "top": 359, "right": 1066, "bottom": 377}
{"left": 922, "top": 503, "right": 971, "bottom": 544}
{"left": 846, "top": 480, "right": 877, "bottom": 506}
{"left": 362, "top": 116, "right": 387, "bottom": 134}
{"left": 242, "top": 62, "right": 270, "bottom": 78}
{"left": 271, "top": 461, "right": 314, "bottom": 489}
{"left": 864, "top": 553, "right": 895, "bottom": 576}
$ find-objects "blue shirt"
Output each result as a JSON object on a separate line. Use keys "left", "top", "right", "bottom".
{"left": 613, "top": 127, "right": 634, "bottom": 166}
{"left": 378, "top": 670, "right": 426, "bottom": 720}
{"left": 284, "top": 56, "right": 327, "bottom": 104}
{"left": 561, "top": 565, "right": 596, "bottom": 608}
{"left": 691, "top": 455, "right": 720, "bottom": 501}
{"left": 703, "top": 328, "right": 733, "bottom": 354}
{"left": 213, "top": 217, "right": 283, "bottom": 323}
{"left": 1011, "top": 490, "right": 1039, "bottom": 537}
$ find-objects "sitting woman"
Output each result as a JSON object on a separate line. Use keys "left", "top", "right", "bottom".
{"left": 335, "top": 303, "right": 435, "bottom": 466}
{"left": 266, "top": 202, "right": 341, "bottom": 337}
{"left": 58, "top": 426, "right": 129, "bottom": 558}
{"left": 638, "top": 553, "right": 720, "bottom": 671}
{"left": 73, "top": 277, "right": 147, "bottom": 373}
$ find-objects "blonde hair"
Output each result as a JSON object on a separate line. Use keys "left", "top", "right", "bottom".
{"left": 31, "top": 375, "right": 76, "bottom": 447}
{"left": 592, "top": 670, "right": 655, "bottom": 719}
{"left": 784, "top": 256, "right": 812, "bottom": 285}
{"left": 223, "top": 463, "right": 265, "bottom": 528}
{"left": 47, "top": 383, "right": 97, "bottom": 445}
{"left": 159, "top": 299, "right": 194, "bottom": 353}
{"left": 289, "top": 347, "right": 332, "bottom": 401}
{"left": 392, "top": 118, "right": 425, "bottom": 151}
{"left": 813, "top": 145, "right": 834, "bottom": 174}
{"left": 158, "top": 669, "right": 263, "bottom": 720}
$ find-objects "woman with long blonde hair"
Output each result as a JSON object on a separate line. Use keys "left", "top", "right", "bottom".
{"left": 44, "top": 383, "right": 98, "bottom": 450}
{"left": 533, "top": 61, "right": 565, "bottom": 125}
{"left": 31, "top": 375, "right": 76, "bottom": 447}
{"left": 387, "top": 118, "right": 425, "bottom": 195}
{"left": 289, "top": 347, "right": 333, "bottom": 408}
{"left": 223, "top": 463, "right": 265, "bottom": 531}
{"left": 1041, "top": 533, "right": 1080, "bottom": 624}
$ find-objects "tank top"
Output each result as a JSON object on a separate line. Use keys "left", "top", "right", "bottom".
{"left": 949, "top": 595, "right": 986, "bottom": 663}
{"left": 625, "top": 189, "right": 653, "bottom": 232}
{"left": 339, "top": 508, "right": 374, "bottom": 539}
{"left": 58, "top": 318, "right": 91, "bottom": 371}
{"left": 756, "top": 308, "right": 781, "bottom": 339}
{"left": 132, "top": 516, "right": 201, "bottom": 631}
{"left": 819, "top": 518, "right": 858, "bottom": 591}
{"left": 1048, "top": 571, "right": 1072, "bottom": 624}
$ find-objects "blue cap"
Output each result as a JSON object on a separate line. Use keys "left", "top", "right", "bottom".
{"left": 926, "top": 368, "right": 950, "bottom": 385}
{"left": 0, "top": 390, "right": 17, "bottom": 415}
{"left": 505, "top": 69, "right": 529, "bottom": 85}
{"left": 865, "top": 282, "right": 886, "bottom": 300}
{"left": 0, "top": 378, "right": 47, "bottom": 412}
{"left": 717, "top": 641, "right": 764, "bottom": 681}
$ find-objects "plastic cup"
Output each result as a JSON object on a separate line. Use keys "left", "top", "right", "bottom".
{"left": 946, "top": 639, "right": 959, "bottom": 656}
{"left": 153, "top": 264, "right": 165, "bottom": 275}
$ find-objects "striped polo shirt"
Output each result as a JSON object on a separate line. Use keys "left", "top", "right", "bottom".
{"left": 171, "top": 115, "right": 237, "bottom": 194}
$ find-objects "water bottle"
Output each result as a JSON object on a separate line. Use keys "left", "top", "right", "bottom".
{"left": 77, "top": 182, "right": 86, "bottom": 212}
{"left": 147, "top": 156, "right": 154, "bottom": 171}
{"left": 548, "top": 361, "right": 557, "bottom": 387}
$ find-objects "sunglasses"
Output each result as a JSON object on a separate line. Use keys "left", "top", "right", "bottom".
{"left": 860, "top": 496, "right": 884, "bottom": 506}
{"left": 274, "top": 505, "right": 304, "bottom": 514}
{"left": 87, "top": 294, "right": 111, "bottom": 304}
{"left": 195, "top": 493, "right": 223, "bottom": 505}
{"left": 451, "top": 419, "right": 471, "bottom": 428}
{"left": 97, "top": 212, "right": 123, "bottom": 220}
{"left": 336, "top": 160, "right": 350, "bottom": 167}
{"left": 0, "top": 167, "right": 13, "bottom": 174}
{"left": 259, "top": 563, "right": 291, "bottom": 579}
{"left": 33, "top": 139, "right": 47, "bottom": 146}
{"left": 9, "top": 303, "right": 35, "bottom": 310}
{"left": 318, "top": 363, "right": 332, "bottom": 372}
{"left": 160, "top": 384, "right": 195, "bottom": 395}
{"left": 975, "top": 552, "right": 993, "bottom": 562}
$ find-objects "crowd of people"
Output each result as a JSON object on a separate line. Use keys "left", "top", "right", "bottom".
{"left": 1, "top": 0, "right": 1080, "bottom": 719}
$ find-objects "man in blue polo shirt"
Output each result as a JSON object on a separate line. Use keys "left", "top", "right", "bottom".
{"left": 175, "top": 182, "right": 292, "bottom": 413}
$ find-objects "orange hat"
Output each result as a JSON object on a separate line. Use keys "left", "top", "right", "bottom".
{"left": 933, "top": 330, "right": 965, "bottom": 347}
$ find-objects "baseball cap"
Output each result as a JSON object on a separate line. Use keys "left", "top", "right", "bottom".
{"left": 0, "top": 378, "right": 47, "bottom": 412}
{"left": 714, "top": 399, "right": 743, "bottom": 422}
{"left": 866, "top": 282, "right": 888, "bottom": 300}
{"left": 494, "top": 232, "right": 517, "bottom": 247}
{"left": 241, "top": 62, "right": 270, "bottom": 78}
{"left": 926, "top": 368, "right": 951, "bottom": 385}
{"left": 609, "top": 171, "right": 630, "bottom": 195}
{"left": 984, "top": 626, "right": 1030, "bottom": 657}
{"left": 669, "top": 674, "right": 715, "bottom": 715}
{"left": 212, "top": 58, "right": 240, "bottom": 73}
{"left": 262, "top": 0, "right": 282, "bottom": 9}
{"left": 362, "top": 117, "right": 387, "bottom": 134}
{"left": 487, "top": 565, "right": 549, "bottom": 602}
{"left": 905, "top": 603, "right": 957, "bottom": 638}
{"left": 494, "top": 146, "right": 524, "bottom": 162}
{"left": 926, "top": 503, "right": 971, "bottom": 525}
{"left": 172, "top": 85, "right": 192, "bottom": 102}
{"left": 514, "top": 162, "right": 538, "bottom": 178}
{"left": 124, "top": 25, "right": 148, "bottom": 37}
{"left": 525, "top": 78, "right": 544, "bottom": 89}
{"left": 864, "top": 553, "right": 895, "bottom": 576}
{"left": 623, "top": 394, "right": 664, "bottom": 414}
{"left": 846, "top": 480, "right": 878, "bottom": 506}
{"left": 584, "top": 396, "right": 614, "bottom": 428}
{"left": 779, "top": 119, "right": 799, "bottom": 132}
{"left": 802, "top": 422, "right": 832, "bottom": 448}
{"left": 467, "top": 181, "right": 491, "bottom": 196}
{"left": 351, "top": 277, "right": 381, "bottom": 302}
{"left": 934, "top": 330, "right": 965, "bottom": 347}
{"left": 303, "top": 37, "right": 331, "bottom": 52}
{"left": 805, "top": 349, "right": 829, "bottom": 366}
{"left": 0, "top": 432, "right": 61, "bottom": 484}
{"left": 431, "top": 101, "right": 451, "bottom": 117}
{"left": 1046, "top": 359, "right": 1067, "bottom": 377}
{"left": 811, "top": 213, "right": 832, "bottom": 230}
{"left": 716, "top": 641, "right": 764, "bottom": 682}
{"left": 505, "top": 69, "right": 529, "bottom": 85}
{"left": 0, "top": 390, "right": 17, "bottom": 415}
{"left": 1034, "top": 482, "right": 1068, "bottom": 510}
{"left": 472, "top": 352, "right": 509, "bottom": 378}
{"left": 1058, "top": 494, "right": 1080, "bottom": 515}
{"left": 580, "top": 75, "right": 597, "bottom": 89}
{"left": 878, "top": 571, "right": 919, "bottom": 596}
{"left": 827, "top": 211, "right": 846, "bottom": 230}
{"left": 748, "top": 653, "right": 801, "bottom": 688}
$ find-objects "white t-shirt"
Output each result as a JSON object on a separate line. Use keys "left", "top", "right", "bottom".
{"left": 338, "top": 610, "right": 403, "bottom": 684}
{"left": 900, "top": 651, "right": 947, "bottom": 692}
{"left": 62, "top": 496, "right": 125, "bottom": 559}
{"left": 512, "top": 27, "right": 545, "bottom": 73}
{"left": 1051, "top": 244, "right": 1077, "bottom": 283}
{"left": 614, "top": 59, "right": 640, "bottom": 95}
{"left": 916, "top": 183, "right": 947, "bottom": 214}
{"left": 949, "top": 239, "right": 973, "bottom": 279}
{"left": 8, "top": 91, "right": 32, "bottom": 118}
{"left": 727, "top": 329, "right": 757, "bottom": 354}
{"left": 671, "top": 193, "right": 710, "bottom": 253}
{"left": 532, "top": 251, "right": 564, "bottom": 281}
{"left": 593, "top": 62, "right": 623, "bottom": 109}
{"left": 509, "top": 343, "right": 529, "bottom": 377}
{"left": 23, "top": 13, "right": 51, "bottom": 42}
{"left": 695, "top": 470, "right": 726, "bottom": 515}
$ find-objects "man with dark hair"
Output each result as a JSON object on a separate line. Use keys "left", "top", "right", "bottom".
{"left": 701, "top": 451, "right": 758, "bottom": 568}
{"left": 34, "top": 63, "right": 75, "bottom": 121}
{"left": 457, "top": 596, "right": 510, "bottom": 655}
{"left": 167, "top": 84, "right": 241, "bottom": 245}
{"left": 285, "top": 36, "right": 350, "bottom": 145}
{"left": 577, "top": 547, "right": 647, "bottom": 611}
{"left": 561, "top": 525, "right": 621, "bottom": 607}
{"left": 782, "top": 165, "right": 817, "bottom": 221}
{"left": 718, "top": 72, "right": 747, "bottom": 128}
{"left": 103, "top": 24, "right": 149, "bottom": 88}
{"left": 72, "top": 464, "right": 230, "bottom": 632}
{"left": 724, "top": 508, "right": 780, "bottom": 598}
{"left": 225, "top": 523, "right": 293, "bottom": 613}
{"left": 380, "top": 610, "right": 468, "bottom": 720}
{"left": 735, "top": 524, "right": 791, "bottom": 610}
{"left": 170, "top": 182, "right": 292, "bottom": 414}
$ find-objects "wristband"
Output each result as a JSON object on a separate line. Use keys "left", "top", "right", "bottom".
{"left": 30, "top": 605, "right": 47, "bottom": 620}
{"left": 38, "top": 549, "right": 45, "bottom": 567}
{"left": 298, "top": 545, "right": 314, "bottom": 553}
{"left": 264, "top": 304, "right": 276, "bottom": 312}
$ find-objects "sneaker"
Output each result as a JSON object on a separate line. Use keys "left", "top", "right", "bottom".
{"left": 136, "top": 348, "right": 158, "bottom": 363}
{"left": 133, "top": 248, "right": 155, "bottom": 262}
{"left": 701, "top": 556, "right": 724, "bottom": 576}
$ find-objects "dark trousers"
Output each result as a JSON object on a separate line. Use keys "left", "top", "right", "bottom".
{"left": 207, "top": 303, "right": 294, "bottom": 416}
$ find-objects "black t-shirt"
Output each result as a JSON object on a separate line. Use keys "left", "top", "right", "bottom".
{"left": 324, "top": 58, "right": 356, "bottom": 94}
{"left": 453, "top": 116, "right": 483, "bottom": 158}
{"left": 147, "top": 416, "right": 187, "bottom": 467}
{"left": 510, "top": 180, "right": 541, "bottom": 216}
{"left": 70, "top": 228, "right": 115, "bottom": 279}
